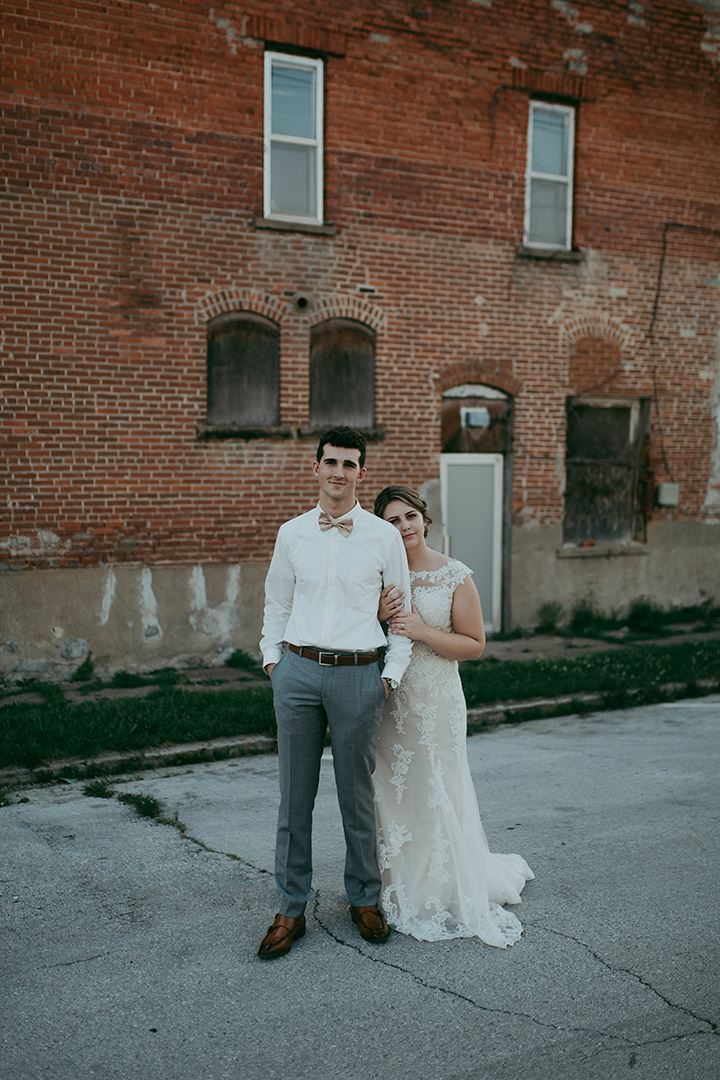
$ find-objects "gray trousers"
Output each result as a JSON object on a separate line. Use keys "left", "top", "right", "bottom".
{"left": 270, "top": 648, "right": 387, "bottom": 917}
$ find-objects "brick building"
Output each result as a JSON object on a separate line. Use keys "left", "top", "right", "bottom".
{"left": 2, "top": 0, "right": 719, "bottom": 677}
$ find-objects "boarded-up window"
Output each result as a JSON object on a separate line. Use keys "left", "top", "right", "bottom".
{"left": 563, "top": 397, "right": 649, "bottom": 544}
{"left": 206, "top": 313, "right": 279, "bottom": 427}
{"left": 309, "top": 319, "right": 375, "bottom": 429}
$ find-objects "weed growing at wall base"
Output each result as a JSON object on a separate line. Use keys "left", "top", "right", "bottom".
{"left": 460, "top": 639, "right": 720, "bottom": 706}
{"left": 0, "top": 686, "right": 275, "bottom": 770}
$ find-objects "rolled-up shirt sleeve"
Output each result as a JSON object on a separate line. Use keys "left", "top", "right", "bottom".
{"left": 380, "top": 529, "right": 413, "bottom": 685}
{"left": 259, "top": 529, "right": 295, "bottom": 668}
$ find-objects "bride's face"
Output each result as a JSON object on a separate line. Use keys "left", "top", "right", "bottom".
{"left": 382, "top": 499, "right": 426, "bottom": 552}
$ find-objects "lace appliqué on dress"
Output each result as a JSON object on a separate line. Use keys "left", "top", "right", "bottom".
{"left": 389, "top": 744, "right": 414, "bottom": 804}
{"left": 374, "top": 559, "right": 535, "bottom": 947}
{"left": 377, "top": 820, "right": 413, "bottom": 870}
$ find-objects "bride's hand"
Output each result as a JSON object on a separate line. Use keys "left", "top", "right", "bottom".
{"left": 389, "top": 604, "right": 427, "bottom": 642}
{"left": 378, "top": 584, "right": 405, "bottom": 623}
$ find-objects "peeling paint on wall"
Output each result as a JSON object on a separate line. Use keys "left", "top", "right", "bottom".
{"left": 628, "top": 2, "right": 646, "bottom": 28}
{"left": 61, "top": 637, "right": 88, "bottom": 660}
{"left": 564, "top": 49, "right": 588, "bottom": 75}
{"left": 208, "top": 8, "right": 239, "bottom": 55}
{"left": 0, "top": 563, "right": 267, "bottom": 679}
{"left": 139, "top": 567, "right": 163, "bottom": 640}
{"left": 0, "top": 531, "right": 65, "bottom": 555}
{"left": 553, "top": 0, "right": 593, "bottom": 33}
{"left": 188, "top": 564, "right": 241, "bottom": 642}
{"left": 553, "top": 0, "right": 579, "bottom": 20}
{"left": 99, "top": 566, "right": 117, "bottom": 625}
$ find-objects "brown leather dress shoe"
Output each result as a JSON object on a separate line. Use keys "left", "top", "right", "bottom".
{"left": 350, "top": 905, "right": 390, "bottom": 944}
{"left": 257, "top": 913, "right": 306, "bottom": 960}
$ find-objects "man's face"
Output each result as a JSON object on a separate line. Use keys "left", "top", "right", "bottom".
{"left": 312, "top": 444, "right": 366, "bottom": 506}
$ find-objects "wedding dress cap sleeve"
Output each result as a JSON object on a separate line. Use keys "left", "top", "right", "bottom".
{"left": 409, "top": 559, "right": 473, "bottom": 589}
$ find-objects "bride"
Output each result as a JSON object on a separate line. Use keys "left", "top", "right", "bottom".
{"left": 373, "top": 485, "right": 534, "bottom": 947}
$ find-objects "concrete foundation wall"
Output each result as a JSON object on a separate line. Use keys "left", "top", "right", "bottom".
{"left": 3, "top": 519, "right": 716, "bottom": 680}
{"left": 510, "top": 521, "right": 720, "bottom": 627}
{"left": 0, "top": 563, "right": 267, "bottom": 681}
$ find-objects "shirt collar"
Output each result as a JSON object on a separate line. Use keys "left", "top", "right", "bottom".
{"left": 316, "top": 499, "right": 361, "bottom": 521}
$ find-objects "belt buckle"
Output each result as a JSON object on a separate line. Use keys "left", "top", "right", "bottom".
{"left": 318, "top": 650, "right": 336, "bottom": 666}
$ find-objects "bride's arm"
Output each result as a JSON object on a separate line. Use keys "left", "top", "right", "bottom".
{"left": 389, "top": 577, "right": 485, "bottom": 661}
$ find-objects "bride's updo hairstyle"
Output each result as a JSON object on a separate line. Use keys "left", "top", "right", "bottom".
{"left": 374, "top": 486, "right": 432, "bottom": 537}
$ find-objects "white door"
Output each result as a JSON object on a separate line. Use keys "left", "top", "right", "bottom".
{"left": 440, "top": 453, "right": 503, "bottom": 633}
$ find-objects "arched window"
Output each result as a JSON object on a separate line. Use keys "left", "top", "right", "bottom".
{"left": 206, "top": 312, "right": 279, "bottom": 428}
{"left": 309, "top": 319, "right": 375, "bottom": 429}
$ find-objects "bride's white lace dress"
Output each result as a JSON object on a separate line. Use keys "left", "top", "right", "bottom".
{"left": 374, "top": 560, "right": 534, "bottom": 946}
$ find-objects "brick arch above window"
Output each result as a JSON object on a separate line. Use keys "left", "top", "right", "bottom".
{"left": 196, "top": 288, "right": 287, "bottom": 327}
{"left": 559, "top": 313, "right": 635, "bottom": 354}
{"left": 435, "top": 360, "right": 521, "bottom": 399}
{"left": 559, "top": 314, "right": 646, "bottom": 396}
{"left": 306, "top": 294, "right": 386, "bottom": 333}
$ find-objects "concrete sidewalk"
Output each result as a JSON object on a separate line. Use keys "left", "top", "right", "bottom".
{"left": 1, "top": 698, "right": 719, "bottom": 1080}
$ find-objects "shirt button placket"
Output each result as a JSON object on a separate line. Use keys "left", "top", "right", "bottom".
{"left": 320, "top": 529, "right": 338, "bottom": 646}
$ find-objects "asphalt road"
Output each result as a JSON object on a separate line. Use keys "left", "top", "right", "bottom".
{"left": 2, "top": 697, "right": 719, "bottom": 1080}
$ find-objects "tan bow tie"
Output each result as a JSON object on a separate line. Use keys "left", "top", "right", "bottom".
{"left": 318, "top": 510, "right": 354, "bottom": 536}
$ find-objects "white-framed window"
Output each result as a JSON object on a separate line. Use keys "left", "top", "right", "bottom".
{"left": 524, "top": 101, "right": 575, "bottom": 250}
{"left": 264, "top": 52, "right": 323, "bottom": 224}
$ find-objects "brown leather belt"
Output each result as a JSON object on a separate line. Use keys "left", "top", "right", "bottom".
{"left": 288, "top": 643, "right": 379, "bottom": 667}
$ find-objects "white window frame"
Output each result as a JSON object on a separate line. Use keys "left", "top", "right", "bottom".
{"left": 524, "top": 100, "right": 575, "bottom": 251}
{"left": 263, "top": 51, "right": 323, "bottom": 225}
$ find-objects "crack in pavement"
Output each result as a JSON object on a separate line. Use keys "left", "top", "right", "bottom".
{"left": 174, "top": 825, "right": 273, "bottom": 878}
{"left": 526, "top": 921, "right": 718, "bottom": 1038}
{"left": 311, "top": 892, "right": 635, "bottom": 1047}
{"left": 638, "top": 1029, "right": 716, "bottom": 1048}
{"left": 588, "top": 1027, "right": 714, "bottom": 1072}
{"left": 42, "top": 951, "right": 112, "bottom": 969}
{"left": 105, "top": 794, "right": 719, "bottom": 1053}
{"left": 108, "top": 788, "right": 274, "bottom": 879}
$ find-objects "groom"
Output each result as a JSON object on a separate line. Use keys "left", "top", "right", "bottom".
{"left": 258, "top": 426, "right": 412, "bottom": 959}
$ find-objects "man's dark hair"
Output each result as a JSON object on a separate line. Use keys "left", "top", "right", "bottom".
{"left": 316, "top": 426, "right": 367, "bottom": 468}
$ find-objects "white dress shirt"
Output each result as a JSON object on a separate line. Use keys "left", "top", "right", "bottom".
{"left": 260, "top": 501, "right": 413, "bottom": 685}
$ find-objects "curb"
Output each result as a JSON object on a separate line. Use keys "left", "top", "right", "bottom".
{"left": 466, "top": 679, "right": 720, "bottom": 731}
{"left": 0, "top": 733, "right": 276, "bottom": 788}
{"left": 2, "top": 678, "right": 718, "bottom": 789}
{"left": 466, "top": 693, "right": 601, "bottom": 731}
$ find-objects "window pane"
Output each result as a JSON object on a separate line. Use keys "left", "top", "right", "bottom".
{"left": 270, "top": 142, "right": 316, "bottom": 218}
{"left": 532, "top": 108, "right": 569, "bottom": 177}
{"left": 271, "top": 63, "right": 315, "bottom": 139}
{"left": 528, "top": 178, "right": 568, "bottom": 246}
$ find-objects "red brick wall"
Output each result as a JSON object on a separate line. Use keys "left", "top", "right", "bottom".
{"left": 2, "top": 0, "right": 719, "bottom": 570}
